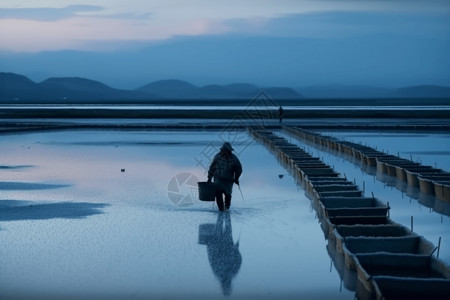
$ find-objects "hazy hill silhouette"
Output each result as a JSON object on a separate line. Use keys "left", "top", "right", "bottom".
{"left": 1, "top": 72, "right": 449, "bottom": 102}
{"left": 0, "top": 73, "right": 45, "bottom": 100}
{"left": 137, "top": 79, "right": 301, "bottom": 99}
{"left": 0, "top": 73, "right": 150, "bottom": 101}
{"left": 1, "top": 73, "right": 302, "bottom": 102}
{"left": 137, "top": 79, "right": 198, "bottom": 98}
{"left": 40, "top": 77, "right": 150, "bottom": 100}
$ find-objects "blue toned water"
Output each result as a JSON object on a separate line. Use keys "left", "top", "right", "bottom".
{"left": 0, "top": 129, "right": 353, "bottom": 299}
{"left": 1, "top": 127, "right": 449, "bottom": 299}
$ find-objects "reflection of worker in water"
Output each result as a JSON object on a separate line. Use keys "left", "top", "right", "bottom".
{"left": 278, "top": 106, "right": 284, "bottom": 123}
{"left": 208, "top": 142, "right": 242, "bottom": 211}
{"left": 199, "top": 212, "right": 242, "bottom": 296}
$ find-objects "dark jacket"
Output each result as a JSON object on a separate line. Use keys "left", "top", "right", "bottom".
{"left": 208, "top": 150, "right": 242, "bottom": 194}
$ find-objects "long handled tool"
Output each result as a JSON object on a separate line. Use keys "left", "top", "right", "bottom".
{"left": 237, "top": 183, "right": 245, "bottom": 202}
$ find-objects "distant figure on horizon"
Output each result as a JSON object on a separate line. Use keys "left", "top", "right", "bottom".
{"left": 208, "top": 142, "right": 242, "bottom": 211}
{"left": 278, "top": 106, "right": 284, "bottom": 123}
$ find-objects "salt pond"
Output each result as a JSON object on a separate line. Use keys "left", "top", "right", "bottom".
{"left": 1, "top": 128, "right": 449, "bottom": 299}
{"left": 1, "top": 129, "right": 353, "bottom": 299}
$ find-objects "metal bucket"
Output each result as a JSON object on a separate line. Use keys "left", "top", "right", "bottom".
{"left": 198, "top": 182, "right": 217, "bottom": 201}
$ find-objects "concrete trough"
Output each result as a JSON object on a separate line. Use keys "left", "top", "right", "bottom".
{"left": 300, "top": 167, "right": 335, "bottom": 173}
{"left": 313, "top": 184, "right": 360, "bottom": 193}
{"left": 326, "top": 139, "right": 339, "bottom": 150}
{"left": 358, "top": 151, "right": 386, "bottom": 164}
{"left": 278, "top": 152, "right": 306, "bottom": 164}
{"left": 376, "top": 156, "right": 399, "bottom": 173}
{"left": 289, "top": 156, "right": 321, "bottom": 162}
{"left": 319, "top": 196, "right": 389, "bottom": 218}
{"left": 406, "top": 169, "right": 446, "bottom": 187}
{"left": 303, "top": 177, "right": 348, "bottom": 191}
{"left": 275, "top": 146, "right": 298, "bottom": 152}
{"left": 418, "top": 174, "right": 450, "bottom": 194}
{"left": 270, "top": 141, "right": 288, "bottom": 146}
{"left": 279, "top": 149, "right": 311, "bottom": 158}
{"left": 324, "top": 216, "right": 394, "bottom": 239}
{"left": 292, "top": 164, "right": 329, "bottom": 174}
{"left": 275, "top": 142, "right": 297, "bottom": 147}
{"left": 293, "top": 162, "right": 329, "bottom": 169}
{"left": 395, "top": 165, "right": 431, "bottom": 182}
{"left": 313, "top": 185, "right": 362, "bottom": 203}
{"left": 384, "top": 160, "right": 417, "bottom": 177}
{"left": 276, "top": 148, "right": 304, "bottom": 155}
{"left": 363, "top": 154, "right": 391, "bottom": 167}
{"left": 372, "top": 276, "right": 450, "bottom": 300}
{"left": 434, "top": 181, "right": 450, "bottom": 202}
{"left": 289, "top": 158, "right": 322, "bottom": 168}
{"left": 332, "top": 224, "right": 413, "bottom": 254}
{"left": 296, "top": 169, "right": 340, "bottom": 183}
{"left": 300, "top": 168, "right": 340, "bottom": 181}
{"left": 338, "top": 143, "right": 354, "bottom": 156}
{"left": 305, "top": 180, "right": 353, "bottom": 195}
{"left": 280, "top": 149, "right": 308, "bottom": 156}
{"left": 355, "top": 253, "right": 450, "bottom": 294}
{"left": 316, "top": 190, "right": 363, "bottom": 199}
{"left": 342, "top": 235, "right": 435, "bottom": 270}
{"left": 287, "top": 158, "right": 322, "bottom": 166}
{"left": 288, "top": 155, "right": 322, "bottom": 161}
{"left": 307, "top": 176, "right": 347, "bottom": 182}
{"left": 351, "top": 149, "right": 364, "bottom": 160}
{"left": 278, "top": 148, "right": 305, "bottom": 155}
{"left": 352, "top": 147, "right": 379, "bottom": 160}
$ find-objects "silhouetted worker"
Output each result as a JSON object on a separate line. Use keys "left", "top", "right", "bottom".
{"left": 200, "top": 212, "right": 242, "bottom": 296}
{"left": 278, "top": 106, "right": 284, "bottom": 123}
{"left": 208, "top": 142, "right": 242, "bottom": 211}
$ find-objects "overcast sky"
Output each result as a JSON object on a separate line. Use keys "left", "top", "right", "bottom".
{"left": 1, "top": 0, "right": 449, "bottom": 89}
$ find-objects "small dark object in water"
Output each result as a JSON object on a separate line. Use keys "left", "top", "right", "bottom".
{"left": 279, "top": 174, "right": 284, "bottom": 179}
{"left": 121, "top": 169, "right": 125, "bottom": 172}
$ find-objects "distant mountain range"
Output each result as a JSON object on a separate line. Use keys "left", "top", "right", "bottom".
{"left": 1, "top": 72, "right": 450, "bottom": 102}
{"left": 0, "top": 73, "right": 300, "bottom": 102}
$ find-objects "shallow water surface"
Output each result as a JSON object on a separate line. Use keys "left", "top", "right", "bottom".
{"left": 0, "top": 129, "right": 353, "bottom": 299}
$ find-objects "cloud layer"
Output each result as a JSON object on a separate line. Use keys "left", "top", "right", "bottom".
{"left": 1, "top": 1, "right": 449, "bottom": 88}
{"left": 1, "top": 0, "right": 449, "bottom": 52}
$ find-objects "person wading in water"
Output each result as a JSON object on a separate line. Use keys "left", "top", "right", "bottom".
{"left": 208, "top": 142, "right": 242, "bottom": 211}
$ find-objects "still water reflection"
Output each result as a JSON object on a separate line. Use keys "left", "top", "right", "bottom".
{"left": 199, "top": 212, "right": 242, "bottom": 296}
{"left": 0, "top": 129, "right": 353, "bottom": 299}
